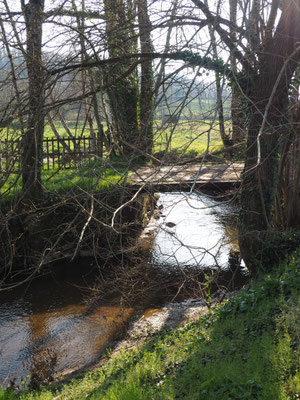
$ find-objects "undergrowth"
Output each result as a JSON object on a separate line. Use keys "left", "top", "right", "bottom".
{"left": 2, "top": 248, "right": 299, "bottom": 400}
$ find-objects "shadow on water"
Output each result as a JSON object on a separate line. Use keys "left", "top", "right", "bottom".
{"left": 0, "top": 268, "right": 134, "bottom": 388}
{"left": 0, "top": 191, "right": 247, "bottom": 388}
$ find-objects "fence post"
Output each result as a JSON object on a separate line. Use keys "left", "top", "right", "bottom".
{"left": 97, "top": 124, "right": 104, "bottom": 158}
{"left": 0, "top": 138, "right": 2, "bottom": 173}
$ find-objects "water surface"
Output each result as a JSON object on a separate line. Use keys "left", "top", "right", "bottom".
{"left": 0, "top": 275, "right": 133, "bottom": 387}
{"left": 151, "top": 192, "right": 238, "bottom": 268}
{"left": 0, "top": 191, "right": 239, "bottom": 387}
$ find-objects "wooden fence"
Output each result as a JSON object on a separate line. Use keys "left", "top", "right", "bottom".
{"left": 0, "top": 135, "right": 103, "bottom": 174}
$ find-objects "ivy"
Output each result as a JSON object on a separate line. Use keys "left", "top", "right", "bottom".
{"left": 170, "top": 50, "right": 232, "bottom": 78}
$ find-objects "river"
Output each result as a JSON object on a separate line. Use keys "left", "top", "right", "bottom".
{"left": 0, "top": 191, "right": 241, "bottom": 387}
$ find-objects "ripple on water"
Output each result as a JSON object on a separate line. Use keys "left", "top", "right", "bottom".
{"left": 150, "top": 192, "right": 239, "bottom": 269}
{"left": 0, "top": 191, "right": 240, "bottom": 387}
{"left": 0, "top": 278, "right": 134, "bottom": 387}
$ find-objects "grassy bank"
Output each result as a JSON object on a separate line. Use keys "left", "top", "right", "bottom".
{"left": 0, "top": 156, "right": 138, "bottom": 205}
{"left": 2, "top": 249, "right": 299, "bottom": 399}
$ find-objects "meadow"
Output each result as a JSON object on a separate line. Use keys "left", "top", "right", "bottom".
{"left": 0, "top": 118, "right": 230, "bottom": 202}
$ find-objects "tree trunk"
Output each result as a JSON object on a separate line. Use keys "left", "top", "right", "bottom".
{"left": 103, "top": 0, "right": 139, "bottom": 155}
{"left": 72, "top": 0, "right": 104, "bottom": 158}
{"left": 229, "top": 0, "right": 245, "bottom": 144}
{"left": 238, "top": 0, "right": 300, "bottom": 270}
{"left": 237, "top": 0, "right": 300, "bottom": 271}
{"left": 215, "top": 74, "right": 230, "bottom": 147}
{"left": 231, "top": 89, "right": 245, "bottom": 143}
{"left": 275, "top": 96, "right": 300, "bottom": 228}
{"left": 204, "top": 0, "right": 229, "bottom": 148}
{"left": 21, "top": 0, "right": 45, "bottom": 201}
{"left": 137, "top": 0, "right": 154, "bottom": 155}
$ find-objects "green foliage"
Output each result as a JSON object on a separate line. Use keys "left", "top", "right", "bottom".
{"left": 197, "top": 377, "right": 263, "bottom": 399}
{"left": 251, "top": 229, "right": 300, "bottom": 272}
{"left": 0, "top": 389, "right": 17, "bottom": 400}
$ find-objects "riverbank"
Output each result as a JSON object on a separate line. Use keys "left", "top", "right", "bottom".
{"left": 2, "top": 248, "right": 299, "bottom": 399}
{"left": 0, "top": 185, "right": 156, "bottom": 282}
{"left": 0, "top": 190, "right": 249, "bottom": 389}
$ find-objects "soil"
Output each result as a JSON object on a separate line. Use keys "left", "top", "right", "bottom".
{"left": 112, "top": 298, "right": 210, "bottom": 355}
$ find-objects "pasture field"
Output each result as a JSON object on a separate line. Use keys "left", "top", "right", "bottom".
{"left": 0, "top": 118, "right": 231, "bottom": 201}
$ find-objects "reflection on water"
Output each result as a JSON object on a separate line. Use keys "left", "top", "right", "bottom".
{"left": 151, "top": 192, "right": 238, "bottom": 268}
{"left": 0, "top": 276, "right": 133, "bottom": 387}
{"left": 0, "top": 191, "right": 240, "bottom": 387}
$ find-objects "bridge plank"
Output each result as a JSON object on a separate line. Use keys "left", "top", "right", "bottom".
{"left": 130, "top": 163, "right": 243, "bottom": 188}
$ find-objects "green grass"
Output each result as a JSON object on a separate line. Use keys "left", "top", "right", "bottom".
{"left": 1, "top": 118, "right": 230, "bottom": 202}
{"left": 1, "top": 119, "right": 227, "bottom": 156}
{"left": 0, "top": 156, "right": 139, "bottom": 204}
{"left": 153, "top": 120, "right": 228, "bottom": 158}
{"left": 156, "top": 99, "right": 231, "bottom": 120}
{"left": 3, "top": 248, "right": 299, "bottom": 399}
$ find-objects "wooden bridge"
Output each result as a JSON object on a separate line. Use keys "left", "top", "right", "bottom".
{"left": 130, "top": 163, "right": 243, "bottom": 192}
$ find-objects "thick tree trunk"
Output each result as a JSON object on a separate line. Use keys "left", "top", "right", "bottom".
{"left": 137, "top": 0, "right": 154, "bottom": 155}
{"left": 238, "top": 0, "right": 300, "bottom": 272}
{"left": 21, "top": 0, "right": 45, "bottom": 201}
{"left": 238, "top": 95, "right": 283, "bottom": 269}
{"left": 275, "top": 101, "right": 300, "bottom": 228}
{"left": 103, "top": 0, "right": 139, "bottom": 155}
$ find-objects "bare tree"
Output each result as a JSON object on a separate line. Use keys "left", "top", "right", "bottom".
{"left": 229, "top": 0, "right": 244, "bottom": 143}
{"left": 0, "top": 0, "right": 299, "bottom": 279}
{"left": 178, "top": 0, "right": 300, "bottom": 270}
{"left": 103, "top": 0, "right": 140, "bottom": 155}
{"left": 21, "top": 0, "right": 45, "bottom": 201}
{"left": 204, "top": 0, "right": 230, "bottom": 148}
{"left": 137, "top": 0, "right": 154, "bottom": 154}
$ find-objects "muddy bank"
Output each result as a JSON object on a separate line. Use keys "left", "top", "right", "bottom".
{"left": 0, "top": 186, "right": 156, "bottom": 280}
{"left": 57, "top": 291, "right": 239, "bottom": 383}
{"left": 111, "top": 297, "right": 216, "bottom": 358}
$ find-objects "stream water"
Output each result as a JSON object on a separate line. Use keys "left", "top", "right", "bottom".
{"left": 151, "top": 192, "right": 238, "bottom": 268}
{"left": 0, "top": 192, "right": 240, "bottom": 387}
{"left": 0, "top": 273, "right": 134, "bottom": 388}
